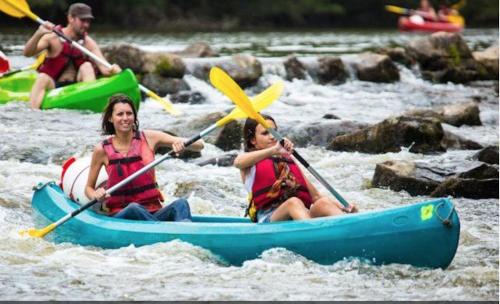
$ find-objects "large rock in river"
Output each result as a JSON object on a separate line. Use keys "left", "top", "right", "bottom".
{"left": 405, "top": 102, "right": 481, "bottom": 127}
{"left": 406, "top": 32, "right": 488, "bottom": 83}
{"left": 353, "top": 52, "right": 400, "bottom": 83}
{"left": 102, "top": 43, "right": 146, "bottom": 74}
{"left": 317, "top": 56, "right": 348, "bottom": 85}
{"left": 283, "top": 120, "right": 370, "bottom": 147}
{"left": 328, "top": 116, "right": 446, "bottom": 154}
{"left": 473, "top": 43, "right": 499, "bottom": 80}
{"left": 284, "top": 56, "right": 307, "bottom": 81}
{"left": 191, "top": 55, "right": 262, "bottom": 88}
{"left": 372, "top": 160, "right": 499, "bottom": 199}
{"left": 143, "top": 52, "right": 186, "bottom": 78}
{"left": 372, "top": 160, "right": 448, "bottom": 196}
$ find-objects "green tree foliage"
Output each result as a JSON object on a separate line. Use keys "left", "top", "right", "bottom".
{"left": 1, "top": 0, "right": 497, "bottom": 29}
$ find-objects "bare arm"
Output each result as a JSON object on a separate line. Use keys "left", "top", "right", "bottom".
{"left": 23, "top": 23, "right": 54, "bottom": 57}
{"left": 144, "top": 130, "right": 204, "bottom": 153}
{"left": 85, "top": 37, "right": 121, "bottom": 76}
{"left": 234, "top": 147, "right": 275, "bottom": 170}
{"left": 85, "top": 144, "right": 107, "bottom": 201}
{"left": 234, "top": 138, "right": 294, "bottom": 170}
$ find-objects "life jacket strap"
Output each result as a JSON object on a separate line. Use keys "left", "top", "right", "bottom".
{"left": 110, "top": 182, "right": 158, "bottom": 197}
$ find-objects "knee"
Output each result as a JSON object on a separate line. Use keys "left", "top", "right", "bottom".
{"left": 125, "top": 202, "right": 142, "bottom": 211}
{"left": 284, "top": 197, "right": 306, "bottom": 210}
{"left": 172, "top": 198, "right": 190, "bottom": 210}
{"left": 312, "top": 197, "right": 330, "bottom": 209}
{"left": 79, "top": 62, "right": 95, "bottom": 74}
{"left": 35, "top": 74, "right": 54, "bottom": 88}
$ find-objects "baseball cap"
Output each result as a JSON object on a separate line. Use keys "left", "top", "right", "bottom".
{"left": 68, "top": 3, "right": 94, "bottom": 19}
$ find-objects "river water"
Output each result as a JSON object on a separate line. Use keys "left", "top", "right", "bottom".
{"left": 0, "top": 29, "right": 498, "bottom": 300}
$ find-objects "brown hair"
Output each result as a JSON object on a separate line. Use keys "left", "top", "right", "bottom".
{"left": 101, "top": 94, "right": 139, "bottom": 135}
{"left": 243, "top": 113, "right": 276, "bottom": 152}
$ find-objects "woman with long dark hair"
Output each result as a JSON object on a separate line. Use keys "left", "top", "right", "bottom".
{"left": 85, "top": 94, "right": 204, "bottom": 221}
{"left": 234, "top": 114, "right": 357, "bottom": 223}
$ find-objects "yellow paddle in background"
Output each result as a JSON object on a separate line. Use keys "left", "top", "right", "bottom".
{"left": 1, "top": 52, "right": 45, "bottom": 78}
{"left": 209, "top": 67, "right": 351, "bottom": 208}
{"left": 19, "top": 77, "right": 283, "bottom": 238}
{"left": 0, "top": 0, "right": 181, "bottom": 116}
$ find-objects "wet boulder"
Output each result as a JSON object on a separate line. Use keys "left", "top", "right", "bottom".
{"left": 317, "top": 56, "right": 348, "bottom": 85}
{"left": 472, "top": 146, "right": 499, "bottom": 164}
{"left": 191, "top": 55, "right": 262, "bottom": 88}
{"left": 284, "top": 56, "right": 307, "bottom": 81}
{"left": 214, "top": 120, "right": 243, "bottom": 151}
{"left": 406, "top": 32, "right": 483, "bottom": 83}
{"left": 353, "top": 52, "right": 400, "bottom": 83}
{"left": 197, "top": 153, "right": 238, "bottom": 167}
{"left": 172, "top": 111, "right": 227, "bottom": 145}
{"left": 430, "top": 177, "right": 499, "bottom": 199}
{"left": 372, "top": 160, "right": 448, "bottom": 196}
{"left": 441, "top": 130, "right": 483, "bottom": 150}
{"left": 377, "top": 47, "right": 415, "bottom": 68}
{"left": 143, "top": 53, "right": 186, "bottom": 78}
{"left": 175, "top": 42, "right": 218, "bottom": 58}
{"left": 406, "top": 102, "right": 482, "bottom": 126}
{"left": 328, "top": 116, "right": 446, "bottom": 154}
{"left": 473, "top": 43, "right": 499, "bottom": 80}
{"left": 170, "top": 91, "right": 205, "bottom": 104}
{"left": 284, "top": 120, "right": 370, "bottom": 147}
{"left": 372, "top": 160, "right": 499, "bottom": 199}
{"left": 141, "top": 73, "right": 190, "bottom": 96}
{"left": 102, "top": 43, "right": 146, "bottom": 73}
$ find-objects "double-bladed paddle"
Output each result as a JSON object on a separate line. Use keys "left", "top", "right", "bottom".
{"left": 19, "top": 76, "right": 284, "bottom": 238}
{"left": 0, "top": 0, "right": 181, "bottom": 115}
{"left": 209, "top": 67, "right": 351, "bottom": 208}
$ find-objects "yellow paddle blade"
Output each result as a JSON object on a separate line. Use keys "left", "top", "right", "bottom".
{"left": 142, "top": 86, "right": 182, "bottom": 116}
{"left": 19, "top": 223, "right": 56, "bottom": 238}
{"left": 31, "top": 52, "right": 46, "bottom": 69}
{"left": 0, "top": 0, "right": 35, "bottom": 19}
{"left": 385, "top": 5, "right": 407, "bottom": 14}
{"left": 233, "top": 81, "right": 284, "bottom": 120}
{"left": 215, "top": 80, "right": 284, "bottom": 127}
{"left": 209, "top": 67, "right": 271, "bottom": 129}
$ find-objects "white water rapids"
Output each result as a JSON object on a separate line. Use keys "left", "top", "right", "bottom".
{"left": 0, "top": 29, "right": 498, "bottom": 300}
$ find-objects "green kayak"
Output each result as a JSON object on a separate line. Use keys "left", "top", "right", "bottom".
{"left": 0, "top": 69, "right": 141, "bottom": 112}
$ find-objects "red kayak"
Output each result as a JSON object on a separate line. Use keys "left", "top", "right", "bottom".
{"left": 398, "top": 16, "right": 463, "bottom": 33}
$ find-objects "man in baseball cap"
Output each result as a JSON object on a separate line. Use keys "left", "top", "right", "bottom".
{"left": 23, "top": 2, "right": 121, "bottom": 109}
{"left": 68, "top": 3, "right": 94, "bottom": 20}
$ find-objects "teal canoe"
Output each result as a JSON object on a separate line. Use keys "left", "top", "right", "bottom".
{"left": 31, "top": 182, "right": 460, "bottom": 268}
{"left": 0, "top": 69, "right": 141, "bottom": 112}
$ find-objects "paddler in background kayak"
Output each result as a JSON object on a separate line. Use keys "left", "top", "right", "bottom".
{"left": 406, "top": 0, "right": 438, "bottom": 25}
{"left": 438, "top": 3, "right": 461, "bottom": 23}
{"left": 85, "top": 94, "right": 204, "bottom": 221}
{"left": 234, "top": 114, "right": 357, "bottom": 223}
{"left": 23, "top": 3, "right": 121, "bottom": 109}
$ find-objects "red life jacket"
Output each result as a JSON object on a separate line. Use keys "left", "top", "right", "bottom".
{"left": 102, "top": 131, "right": 163, "bottom": 215}
{"left": 37, "top": 25, "right": 91, "bottom": 81}
{"left": 251, "top": 156, "right": 313, "bottom": 211}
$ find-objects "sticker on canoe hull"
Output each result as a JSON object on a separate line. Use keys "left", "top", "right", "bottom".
{"left": 420, "top": 204, "right": 434, "bottom": 221}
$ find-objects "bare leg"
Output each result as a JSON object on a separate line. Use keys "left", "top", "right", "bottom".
{"left": 310, "top": 197, "right": 345, "bottom": 218}
{"left": 29, "top": 73, "right": 54, "bottom": 109}
{"left": 270, "top": 197, "right": 311, "bottom": 222}
{"left": 77, "top": 62, "right": 96, "bottom": 82}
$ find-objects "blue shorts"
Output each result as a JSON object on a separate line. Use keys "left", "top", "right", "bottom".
{"left": 256, "top": 207, "right": 278, "bottom": 223}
